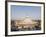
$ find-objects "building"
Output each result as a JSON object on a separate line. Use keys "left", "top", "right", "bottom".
{"left": 14, "top": 17, "right": 38, "bottom": 30}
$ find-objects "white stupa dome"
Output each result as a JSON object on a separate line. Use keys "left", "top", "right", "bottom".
{"left": 23, "top": 18, "right": 32, "bottom": 24}
{"left": 19, "top": 16, "right": 33, "bottom": 24}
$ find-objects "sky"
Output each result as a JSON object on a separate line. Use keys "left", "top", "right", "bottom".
{"left": 11, "top": 5, "right": 41, "bottom": 20}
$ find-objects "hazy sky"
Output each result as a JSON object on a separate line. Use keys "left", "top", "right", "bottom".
{"left": 11, "top": 5, "right": 41, "bottom": 20}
